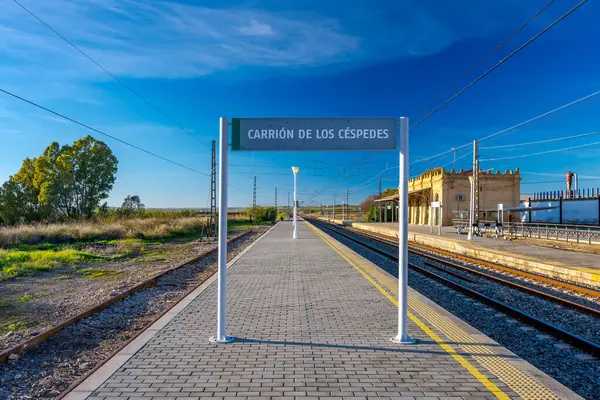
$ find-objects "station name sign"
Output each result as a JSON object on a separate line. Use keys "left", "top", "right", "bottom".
{"left": 231, "top": 118, "right": 397, "bottom": 151}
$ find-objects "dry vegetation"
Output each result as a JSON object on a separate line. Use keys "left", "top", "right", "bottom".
{"left": 0, "top": 216, "right": 210, "bottom": 247}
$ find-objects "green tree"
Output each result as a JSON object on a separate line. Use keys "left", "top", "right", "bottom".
{"left": 37, "top": 136, "right": 118, "bottom": 219}
{"left": 247, "top": 206, "right": 277, "bottom": 222}
{"left": 121, "top": 195, "right": 145, "bottom": 213}
{"left": 0, "top": 157, "right": 50, "bottom": 224}
{"left": 0, "top": 136, "right": 118, "bottom": 224}
{"left": 381, "top": 187, "right": 398, "bottom": 197}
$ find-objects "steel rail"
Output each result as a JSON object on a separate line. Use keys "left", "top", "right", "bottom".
{"left": 345, "top": 225, "right": 600, "bottom": 299}
{"left": 0, "top": 230, "right": 253, "bottom": 363}
{"left": 342, "top": 225, "right": 600, "bottom": 318}
{"left": 308, "top": 219, "right": 600, "bottom": 358}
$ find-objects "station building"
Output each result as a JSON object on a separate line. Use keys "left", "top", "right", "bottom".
{"left": 375, "top": 167, "right": 521, "bottom": 226}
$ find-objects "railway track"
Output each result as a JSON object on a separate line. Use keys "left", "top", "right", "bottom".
{"left": 0, "top": 230, "right": 253, "bottom": 363}
{"left": 347, "top": 225, "right": 600, "bottom": 298}
{"left": 343, "top": 225, "right": 600, "bottom": 317}
{"left": 1, "top": 229, "right": 268, "bottom": 399}
{"left": 308, "top": 218, "right": 600, "bottom": 358}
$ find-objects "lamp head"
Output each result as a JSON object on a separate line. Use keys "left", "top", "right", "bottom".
{"left": 292, "top": 166, "right": 299, "bottom": 175}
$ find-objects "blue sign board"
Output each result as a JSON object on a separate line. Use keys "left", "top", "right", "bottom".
{"left": 231, "top": 118, "right": 397, "bottom": 151}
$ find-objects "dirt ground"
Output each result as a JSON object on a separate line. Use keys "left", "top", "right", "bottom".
{"left": 0, "top": 231, "right": 259, "bottom": 352}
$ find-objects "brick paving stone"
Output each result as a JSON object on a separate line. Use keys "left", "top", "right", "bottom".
{"left": 88, "top": 222, "right": 513, "bottom": 399}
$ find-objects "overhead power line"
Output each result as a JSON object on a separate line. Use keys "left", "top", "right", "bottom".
{"left": 414, "top": 0, "right": 556, "bottom": 122}
{"left": 480, "top": 138, "right": 600, "bottom": 161}
{"left": 410, "top": 0, "right": 589, "bottom": 131}
{"left": 414, "top": 89, "right": 600, "bottom": 169}
{"left": 0, "top": 89, "right": 256, "bottom": 194}
{"left": 0, "top": 87, "right": 210, "bottom": 176}
{"left": 478, "top": 90, "right": 600, "bottom": 143}
{"left": 12, "top": 0, "right": 207, "bottom": 148}
{"left": 344, "top": 1, "right": 558, "bottom": 172}
{"left": 522, "top": 172, "right": 600, "bottom": 179}
{"left": 347, "top": 89, "right": 600, "bottom": 195}
{"left": 521, "top": 178, "right": 600, "bottom": 185}
{"left": 479, "top": 131, "right": 600, "bottom": 150}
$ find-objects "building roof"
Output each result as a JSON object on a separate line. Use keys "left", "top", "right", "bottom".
{"left": 374, "top": 194, "right": 399, "bottom": 203}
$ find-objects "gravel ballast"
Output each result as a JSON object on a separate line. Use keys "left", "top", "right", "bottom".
{"left": 313, "top": 221, "right": 600, "bottom": 400}
{"left": 0, "top": 228, "right": 268, "bottom": 399}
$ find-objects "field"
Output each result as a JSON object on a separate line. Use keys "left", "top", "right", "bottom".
{"left": 0, "top": 214, "right": 271, "bottom": 352}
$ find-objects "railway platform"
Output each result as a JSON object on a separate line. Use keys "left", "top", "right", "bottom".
{"left": 65, "top": 221, "right": 579, "bottom": 400}
{"left": 352, "top": 222, "right": 600, "bottom": 288}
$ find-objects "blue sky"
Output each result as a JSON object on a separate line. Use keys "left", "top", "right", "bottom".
{"left": 1, "top": 0, "right": 600, "bottom": 208}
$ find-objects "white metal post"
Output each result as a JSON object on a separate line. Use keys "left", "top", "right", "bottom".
{"left": 392, "top": 116, "right": 415, "bottom": 344}
{"left": 292, "top": 167, "right": 299, "bottom": 239}
{"left": 429, "top": 206, "right": 433, "bottom": 234}
{"left": 468, "top": 176, "right": 474, "bottom": 241}
{"left": 210, "top": 117, "right": 234, "bottom": 343}
{"left": 438, "top": 205, "right": 442, "bottom": 235}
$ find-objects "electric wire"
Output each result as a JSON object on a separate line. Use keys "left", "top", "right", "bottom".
{"left": 479, "top": 131, "right": 600, "bottom": 149}
{"left": 0, "top": 87, "right": 209, "bottom": 175}
{"left": 348, "top": 1, "right": 558, "bottom": 170}
{"left": 410, "top": 0, "right": 589, "bottom": 131}
{"left": 480, "top": 139, "right": 600, "bottom": 161}
{"left": 0, "top": 87, "right": 257, "bottom": 194}
{"left": 412, "top": 89, "right": 600, "bottom": 169}
{"left": 12, "top": 0, "right": 208, "bottom": 148}
{"left": 414, "top": 0, "right": 556, "bottom": 121}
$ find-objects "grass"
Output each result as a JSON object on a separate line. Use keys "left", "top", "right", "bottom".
{"left": 0, "top": 248, "right": 101, "bottom": 281}
{"left": 5, "top": 320, "right": 26, "bottom": 332}
{"left": 16, "top": 293, "right": 32, "bottom": 303}
{"left": 77, "top": 267, "right": 121, "bottom": 280}
{"left": 0, "top": 216, "right": 211, "bottom": 247}
{"left": 228, "top": 220, "right": 273, "bottom": 233}
{"left": 0, "top": 216, "right": 265, "bottom": 281}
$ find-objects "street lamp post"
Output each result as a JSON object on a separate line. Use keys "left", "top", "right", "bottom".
{"left": 292, "top": 167, "right": 299, "bottom": 239}
{"left": 468, "top": 176, "right": 474, "bottom": 241}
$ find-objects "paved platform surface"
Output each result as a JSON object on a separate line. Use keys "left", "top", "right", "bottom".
{"left": 66, "top": 221, "right": 579, "bottom": 400}
{"left": 354, "top": 222, "right": 600, "bottom": 286}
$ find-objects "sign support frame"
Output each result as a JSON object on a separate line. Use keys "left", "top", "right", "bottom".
{"left": 211, "top": 116, "right": 413, "bottom": 345}
{"left": 209, "top": 117, "right": 234, "bottom": 344}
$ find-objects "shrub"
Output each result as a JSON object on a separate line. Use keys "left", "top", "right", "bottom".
{"left": 276, "top": 212, "right": 287, "bottom": 221}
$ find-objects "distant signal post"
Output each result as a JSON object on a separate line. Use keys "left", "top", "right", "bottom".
{"left": 212, "top": 117, "right": 412, "bottom": 345}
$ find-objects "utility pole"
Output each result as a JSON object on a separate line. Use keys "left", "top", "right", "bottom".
{"left": 473, "top": 140, "right": 479, "bottom": 226}
{"left": 253, "top": 176, "right": 257, "bottom": 220}
{"left": 451, "top": 147, "right": 457, "bottom": 170}
{"left": 345, "top": 187, "right": 349, "bottom": 221}
{"left": 288, "top": 192, "right": 290, "bottom": 212}
{"left": 275, "top": 187, "right": 278, "bottom": 213}
{"left": 333, "top": 194, "right": 336, "bottom": 221}
{"left": 469, "top": 139, "right": 478, "bottom": 239}
{"left": 209, "top": 140, "right": 217, "bottom": 238}
{"left": 378, "top": 176, "right": 382, "bottom": 223}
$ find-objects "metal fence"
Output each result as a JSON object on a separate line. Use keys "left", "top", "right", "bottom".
{"left": 505, "top": 222, "right": 600, "bottom": 244}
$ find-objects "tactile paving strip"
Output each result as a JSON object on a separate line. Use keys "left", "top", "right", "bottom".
{"left": 310, "top": 223, "right": 562, "bottom": 400}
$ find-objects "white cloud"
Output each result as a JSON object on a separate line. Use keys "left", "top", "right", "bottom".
{"left": 0, "top": 0, "right": 540, "bottom": 109}
{"left": 0, "top": 0, "right": 359, "bottom": 81}
{"left": 239, "top": 20, "right": 275, "bottom": 37}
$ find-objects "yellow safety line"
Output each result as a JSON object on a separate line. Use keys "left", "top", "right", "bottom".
{"left": 306, "top": 222, "right": 511, "bottom": 400}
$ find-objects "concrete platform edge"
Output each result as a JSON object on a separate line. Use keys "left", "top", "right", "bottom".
{"left": 351, "top": 221, "right": 600, "bottom": 288}
{"left": 308, "top": 220, "right": 583, "bottom": 400}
